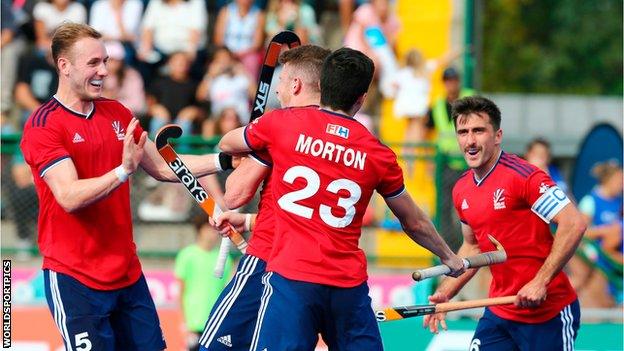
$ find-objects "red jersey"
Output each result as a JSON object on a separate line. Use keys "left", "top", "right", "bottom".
{"left": 20, "top": 97, "right": 144, "bottom": 290}
{"left": 244, "top": 106, "right": 405, "bottom": 287}
{"left": 245, "top": 151, "right": 274, "bottom": 261}
{"left": 453, "top": 151, "right": 576, "bottom": 323}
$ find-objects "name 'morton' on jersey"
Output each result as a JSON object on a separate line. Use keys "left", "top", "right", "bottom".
{"left": 295, "top": 133, "right": 367, "bottom": 170}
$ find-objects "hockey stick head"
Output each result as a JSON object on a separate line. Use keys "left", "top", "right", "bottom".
{"left": 271, "top": 31, "right": 301, "bottom": 46}
{"left": 155, "top": 124, "right": 183, "bottom": 150}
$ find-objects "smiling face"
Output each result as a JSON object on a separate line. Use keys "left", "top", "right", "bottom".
{"left": 455, "top": 112, "right": 502, "bottom": 176}
{"left": 59, "top": 37, "right": 109, "bottom": 101}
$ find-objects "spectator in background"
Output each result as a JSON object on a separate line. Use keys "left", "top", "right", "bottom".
{"left": 196, "top": 46, "right": 253, "bottom": 125}
{"left": 265, "top": 0, "right": 320, "bottom": 44}
{"left": 102, "top": 40, "right": 146, "bottom": 115}
{"left": 89, "top": 0, "right": 143, "bottom": 62}
{"left": 343, "top": 0, "right": 399, "bottom": 71}
{"left": 389, "top": 48, "right": 462, "bottom": 143}
{"left": 213, "top": 0, "right": 265, "bottom": 79}
{"left": 570, "top": 161, "right": 623, "bottom": 307}
{"left": 14, "top": 48, "right": 58, "bottom": 120}
{"left": 6, "top": 154, "right": 39, "bottom": 260}
{"left": 427, "top": 67, "right": 474, "bottom": 241}
{"left": 2, "top": 0, "right": 19, "bottom": 114}
{"left": 175, "top": 213, "right": 232, "bottom": 351}
{"left": 138, "top": 0, "right": 207, "bottom": 83}
{"left": 147, "top": 52, "right": 202, "bottom": 136}
{"left": 525, "top": 137, "right": 569, "bottom": 194}
{"left": 33, "top": 0, "right": 86, "bottom": 51}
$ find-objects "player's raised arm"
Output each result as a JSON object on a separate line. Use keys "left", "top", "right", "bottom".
{"left": 384, "top": 191, "right": 464, "bottom": 276}
{"left": 224, "top": 156, "right": 270, "bottom": 209}
{"left": 41, "top": 118, "right": 147, "bottom": 212}
{"left": 218, "top": 126, "right": 252, "bottom": 155}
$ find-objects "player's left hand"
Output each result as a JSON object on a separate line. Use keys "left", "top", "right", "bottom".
{"left": 211, "top": 211, "right": 247, "bottom": 235}
{"left": 515, "top": 278, "right": 548, "bottom": 308}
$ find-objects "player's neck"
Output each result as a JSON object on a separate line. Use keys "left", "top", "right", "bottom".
{"left": 473, "top": 148, "right": 502, "bottom": 181}
{"left": 320, "top": 105, "right": 353, "bottom": 118}
{"left": 54, "top": 85, "right": 94, "bottom": 115}
{"left": 291, "top": 93, "right": 320, "bottom": 108}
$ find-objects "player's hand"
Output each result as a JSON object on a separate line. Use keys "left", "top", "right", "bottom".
{"left": 122, "top": 118, "right": 147, "bottom": 174}
{"left": 441, "top": 255, "right": 465, "bottom": 278}
{"left": 515, "top": 278, "right": 548, "bottom": 309}
{"left": 423, "top": 292, "right": 449, "bottom": 334}
{"left": 212, "top": 211, "right": 247, "bottom": 235}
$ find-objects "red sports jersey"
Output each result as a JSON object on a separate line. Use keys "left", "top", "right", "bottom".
{"left": 453, "top": 151, "right": 576, "bottom": 323}
{"left": 20, "top": 97, "right": 144, "bottom": 290}
{"left": 245, "top": 106, "right": 405, "bottom": 287}
{"left": 245, "top": 150, "right": 274, "bottom": 261}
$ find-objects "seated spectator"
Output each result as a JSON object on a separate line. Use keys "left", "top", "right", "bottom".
{"left": 2, "top": 0, "right": 19, "bottom": 114}
{"left": 265, "top": 0, "right": 320, "bottom": 44}
{"left": 196, "top": 46, "right": 253, "bottom": 124}
{"left": 213, "top": 0, "right": 265, "bottom": 79}
{"left": 89, "top": 0, "right": 143, "bottom": 62}
{"left": 137, "top": 0, "right": 207, "bottom": 83}
{"left": 343, "top": 0, "right": 399, "bottom": 73}
{"left": 147, "top": 52, "right": 202, "bottom": 136}
{"left": 33, "top": 0, "right": 86, "bottom": 51}
{"left": 570, "top": 161, "right": 623, "bottom": 307}
{"left": 102, "top": 40, "right": 146, "bottom": 115}
{"left": 525, "top": 137, "right": 569, "bottom": 194}
{"left": 14, "top": 48, "right": 58, "bottom": 121}
{"left": 6, "top": 154, "right": 39, "bottom": 260}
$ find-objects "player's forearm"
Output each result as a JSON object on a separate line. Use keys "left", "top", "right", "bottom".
{"left": 434, "top": 242, "right": 481, "bottom": 299}
{"left": 534, "top": 213, "right": 586, "bottom": 285}
{"left": 218, "top": 128, "right": 251, "bottom": 155}
{"left": 53, "top": 169, "right": 126, "bottom": 212}
{"left": 402, "top": 206, "right": 455, "bottom": 261}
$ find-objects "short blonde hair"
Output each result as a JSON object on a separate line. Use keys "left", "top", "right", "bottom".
{"left": 51, "top": 23, "right": 102, "bottom": 67}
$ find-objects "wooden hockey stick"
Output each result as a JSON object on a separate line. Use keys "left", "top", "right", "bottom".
{"left": 155, "top": 124, "right": 248, "bottom": 258}
{"left": 375, "top": 295, "right": 516, "bottom": 322}
{"left": 412, "top": 235, "right": 507, "bottom": 281}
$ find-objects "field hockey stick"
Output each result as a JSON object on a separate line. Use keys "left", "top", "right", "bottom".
{"left": 212, "top": 31, "right": 302, "bottom": 277}
{"left": 251, "top": 31, "right": 301, "bottom": 120}
{"left": 412, "top": 235, "right": 507, "bottom": 281}
{"left": 155, "top": 124, "right": 248, "bottom": 257}
{"left": 375, "top": 295, "right": 516, "bottom": 322}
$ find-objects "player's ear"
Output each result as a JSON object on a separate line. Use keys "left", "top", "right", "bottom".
{"left": 495, "top": 128, "right": 503, "bottom": 146}
{"left": 58, "top": 57, "right": 70, "bottom": 76}
{"left": 292, "top": 77, "right": 302, "bottom": 95}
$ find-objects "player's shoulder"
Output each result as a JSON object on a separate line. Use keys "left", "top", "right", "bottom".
{"left": 452, "top": 170, "right": 472, "bottom": 195}
{"left": 497, "top": 152, "right": 539, "bottom": 180}
{"left": 24, "top": 98, "right": 64, "bottom": 130}
{"left": 94, "top": 97, "right": 128, "bottom": 111}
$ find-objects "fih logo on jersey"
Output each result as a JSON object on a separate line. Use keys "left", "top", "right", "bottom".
{"left": 493, "top": 188, "right": 506, "bottom": 210}
{"left": 326, "top": 123, "right": 349, "bottom": 139}
{"left": 112, "top": 121, "right": 125, "bottom": 140}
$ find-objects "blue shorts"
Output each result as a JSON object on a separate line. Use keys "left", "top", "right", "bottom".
{"left": 43, "top": 269, "right": 166, "bottom": 351}
{"left": 471, "top": 300, "right": 580, "bottom": 351}
{"left": 251, "top": 272, "right": 382, "bottom": 351}
{"left": 199, "top": 254, "right": 266, "bottom": 351}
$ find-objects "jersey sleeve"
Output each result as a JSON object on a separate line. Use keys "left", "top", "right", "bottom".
{"left": 243, "top": 112, "right": 275, "bottom": 151}
{"left": 376, "top": 152, "right": 405, "bottom": 198}
{"left": 249, "top": 150, "right": 272, "bottom": 167}
{"left": 452, "top": 186, "right": 468, "bottom": 225}
{"left": 526, "top": 170, "right": 571, "bottom": 223}
{"left": 20, "top": 124, "right": 70, "bottom": 178}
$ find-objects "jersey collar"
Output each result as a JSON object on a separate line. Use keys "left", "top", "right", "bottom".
{"left": 53, "top": 95, "right": 95, "bottom": 119}
{"left": 319, "top": 108, "right": 355, "bottom": 120}
{"left": 473, "top": 150, "right": 503, "bottom": 186}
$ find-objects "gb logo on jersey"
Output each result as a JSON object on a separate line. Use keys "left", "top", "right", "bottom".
{"left": 326, "top": 123, "right": 349, "bottom": 139}
{"left": 493, "top": 188, "right": 506, "bottom": 210}
{"left": 112, "top": 121, "right": 125, "bottom": 140}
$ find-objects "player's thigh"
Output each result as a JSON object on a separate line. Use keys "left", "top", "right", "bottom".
{"left": 471, "top": 308, "right": 519, "bottom": 351}
{"left": 43, "top": 269, "right": 116, "bottom": 351}
{"left": 510, "top": 300, "right": 580, "bottom": 351}
{"left": 252, "top": 272, "right": 322, "bottom": 351}
{"left": 111, "top": 274, "right": 166, "bottom": 350}
{"left": 322, "top": 282, "right": 382, "bottom": 351}
{"left": 200, "top": 255, "right": 267, "bottom": 350}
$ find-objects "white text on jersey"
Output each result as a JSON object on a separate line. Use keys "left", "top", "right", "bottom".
{"left": 295, "top": 134, "right": 367, "bottom": 171}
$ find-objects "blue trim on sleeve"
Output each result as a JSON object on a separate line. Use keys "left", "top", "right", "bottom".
{"left": 382, "top": 185, "right": 406, "bottom": 199}
{"left": 250, "top": 152, "right": 272, "bottom": 167}
{"left": 39, "top": 155, "right": 70, "bottom": 177}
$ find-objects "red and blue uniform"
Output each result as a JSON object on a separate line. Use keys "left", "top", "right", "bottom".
{"left": 20, "top": 97, "right": 165, "bottom": 350}
{"left": 243, "top": 106, "right": 404, "bottom": 350}
{"left": 453, "top": 151, "right": 579, "bottom": 350}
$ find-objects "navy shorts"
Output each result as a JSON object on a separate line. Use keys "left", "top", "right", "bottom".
{"left": 251, "top": 272, "right": 382, "bottom": 351}
{"left": 199, "top": 254, "right": 266, "bottom": 351}
{"left": 43, "top": 269, "right": 166, "bottom": 351}
{"left": 471, "top": 300, "right": 580, "bottom": 351}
